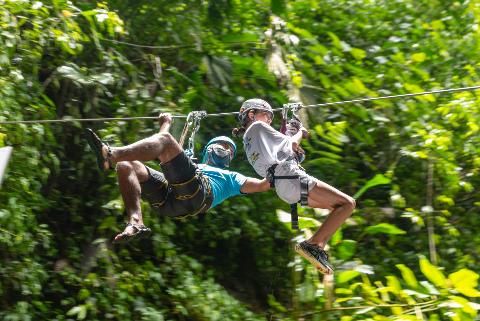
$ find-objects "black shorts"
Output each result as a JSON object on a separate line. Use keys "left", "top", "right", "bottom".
{"left": 140, "top": 151, "right": 213, "bottom": 219}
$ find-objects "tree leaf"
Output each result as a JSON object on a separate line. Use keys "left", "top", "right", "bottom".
{"left": 396, "top": 264, "right": 419, "bottom": 288}
{"left": 337, "top": 270, "right": 360, "bottom": 283}
{"left": 449, "top": 269, "right": 480, "bottom": 297}
{"left": 419, "top": 256, "right": 446, "bottom": 288}
{"left": 365, "top": 223, "right": 406, "bottom": 235}
{"left": 271, "top": 0, "right": 286, "bottom": 15}
{"left": 353, "top": 174, "right": 391, "bottom": 199}
{"left": 336, "top": 239, "right": 357, "bottom": 260}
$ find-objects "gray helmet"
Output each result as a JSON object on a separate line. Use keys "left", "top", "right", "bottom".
{"left": 238, "top": 98, "right": 274, "bottom": 124}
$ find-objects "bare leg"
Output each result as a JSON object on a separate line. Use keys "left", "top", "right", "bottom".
{"left": 109, "top": 132, "right": 182, "bottom": 165}
{"left": 306, "top": 179, "right": 356, "bottom": 249}
{"left": 114, "top": 161, "right": 149, "bottom": 240}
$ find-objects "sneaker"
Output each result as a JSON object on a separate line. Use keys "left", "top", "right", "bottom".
{"left": 295, "top": 241, "right": 334, "bottom": 275}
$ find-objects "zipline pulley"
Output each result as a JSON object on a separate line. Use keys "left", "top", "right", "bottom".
{"left": 282, "top": 102, "right": 302, "bottom": 121}
{"left": 179, "top": 111, "right": 207, "bottom": 159}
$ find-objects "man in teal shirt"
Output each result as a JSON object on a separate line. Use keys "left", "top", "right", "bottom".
{"left": 86, "top": 113, "right": 270, "bottom": 243}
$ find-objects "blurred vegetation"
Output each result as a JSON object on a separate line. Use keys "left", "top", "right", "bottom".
{"left": 0, "top": 0, "right": 479, "bottom": 320}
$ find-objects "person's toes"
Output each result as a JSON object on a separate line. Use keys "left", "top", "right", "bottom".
{"left": 114, "top": 225, "right": 135, "bottom": 241}
{"left": 113, "top": 233, "right": 123, "bottom": 242}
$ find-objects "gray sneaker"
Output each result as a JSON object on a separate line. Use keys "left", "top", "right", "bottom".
{"left": 295, "top": 241, "right": 334, "bottom": 275}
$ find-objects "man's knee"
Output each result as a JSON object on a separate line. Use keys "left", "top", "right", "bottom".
{"left": 116, "top": 161, "right": 133, "bottom": 175}
{"left": 154, "top": 132, "right": 182, "bottom": 163}
{"left": 155, "top": 132, "right": 177, "bottom": 148}
{"left": 116, "top": 161, "right": 147, "bottom": 179}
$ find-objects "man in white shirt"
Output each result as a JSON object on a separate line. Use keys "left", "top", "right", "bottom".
{"left": 233, "top": 98, "right": 356, "bottom": 275}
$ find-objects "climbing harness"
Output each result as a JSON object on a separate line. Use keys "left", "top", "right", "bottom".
{"left": 266, "top": 162, "right": 309, "bottom": 230}
{"left": 267, "top": 103, "right": 310, "bottom": 230}
{"left": 174, "top": 111, "right": 214, "bottom": 219}
{"left": 179, "top": 111, "right": 207, "bottom": 159}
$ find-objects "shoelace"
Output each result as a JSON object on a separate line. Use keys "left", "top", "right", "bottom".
{"left": 303, "top": 243, "right": 328, "bottom": 261}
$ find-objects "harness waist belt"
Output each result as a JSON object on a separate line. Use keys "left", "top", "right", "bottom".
{"left": 266, "top": 164, "right": 309, "bottom": 230}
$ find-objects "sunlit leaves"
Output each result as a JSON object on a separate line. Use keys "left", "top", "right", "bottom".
{"left": 419, "top": 256, "right": 446, "bottom": 288}
{"left": 365, "top": 223, "right": 406, "bottom": 235}
{"left": 353, "top": 174, "right": 391, "bottom": 199}
{"left": 57, "top": 64, "right": 115, "bottom": 86}
{"left": 411, "top": 53, "right": 427, "bottom": 63}
{"left": 396, "top": 264, "right": 419, "bottom": 289}
{"left": 449, "top": 269, "right": 480, "bottom": 298}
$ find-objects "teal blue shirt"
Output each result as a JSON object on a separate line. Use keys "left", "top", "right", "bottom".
{"left": 198, "top": 164, "right": 247, "bottom": 208}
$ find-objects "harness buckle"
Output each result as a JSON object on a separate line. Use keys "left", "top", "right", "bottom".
{"left": 266, "top": 164, "right": 278, "bottom": 188}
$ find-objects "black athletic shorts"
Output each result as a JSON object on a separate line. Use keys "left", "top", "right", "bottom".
{"left": 140, "top": 151, "right": 213, "bottom": 219}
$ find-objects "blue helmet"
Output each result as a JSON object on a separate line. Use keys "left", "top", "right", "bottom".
{"left": 201, "top": 136, "right": 237, "bottom": 168}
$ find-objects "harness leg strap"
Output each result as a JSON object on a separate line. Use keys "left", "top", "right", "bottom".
{"left": 290, "top": 203, "right": 299, "bottom": 230}
{"left": 300, "top": 176, "right": 309, "bottom": 206}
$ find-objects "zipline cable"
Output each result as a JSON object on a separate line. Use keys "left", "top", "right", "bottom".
{"left": 1, "top": 85, "right": 479, "bottom": 125}
{"left": 295, "top": 85, "right": 480, "bottom": 111}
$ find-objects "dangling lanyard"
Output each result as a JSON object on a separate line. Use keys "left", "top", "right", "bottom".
{"left": 179, "top": 111, "right": 207, "bottom": 159}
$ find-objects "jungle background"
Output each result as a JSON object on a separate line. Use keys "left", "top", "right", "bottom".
{"left": 0, "top": 0, "right": 479, "bottom": 320}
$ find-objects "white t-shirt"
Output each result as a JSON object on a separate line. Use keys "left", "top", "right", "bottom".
{"left": 243, "top": 121, "right": 295, "bottom": 177}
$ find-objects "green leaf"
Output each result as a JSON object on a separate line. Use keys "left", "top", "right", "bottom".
{"left": 411, "top": 52, "right": 427, "bottom": 63}
{"left": 271, "top": 0, "right": 286, "bottom": 15}
{"left": 449, "top": 269, "right": 480, "bottom": 297}
{"left": 276, "top": 209, "right": 320, "bottom": 231}
{"left": 336, "top": 240, "right": 357, "bottom": 260}
{"left": 396, "top": 264, "right": 419, "bottom": 288}
{"left": 350, "top": 48, "right": 366, "bottom": 60}
{"left": 386, "top": 276, "right": 402, "bottom": 294}
{"left": 337, "top": 270, "right": 360, "bottom": 283}
{"left": 365, "top": 223, "right": 406, "bottom": 235}
{"left": 446, "top": 296, "right": 478, "bottom": 316}
{"left": 67, "top": 305, "right": 87, "bottom": 320}
{"left": 353, "top": 174, "right": 391, "bottom": 199}
{"left": 419, "top": 256, "right": 446, "bottom": 288}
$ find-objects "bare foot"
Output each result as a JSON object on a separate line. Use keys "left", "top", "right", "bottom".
{"left": 113, "top": 222, "right": 151, "bottom": 243}
{"left": 114, "top": 224, "right": 137, "bottom": 242}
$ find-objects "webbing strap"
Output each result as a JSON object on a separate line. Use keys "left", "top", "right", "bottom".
{"left": 274, "top": 175, "right": 300, "bottom": 179}
{"left": 300, "top": 176, "right": 309, "bottom": 206}
{"left": 290, "top": 203, "right": 299, "bottom": 230}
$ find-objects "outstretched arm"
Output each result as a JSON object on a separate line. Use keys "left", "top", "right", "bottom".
{"left": 240, "top": 177, "right": 271, "bottom": 194}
